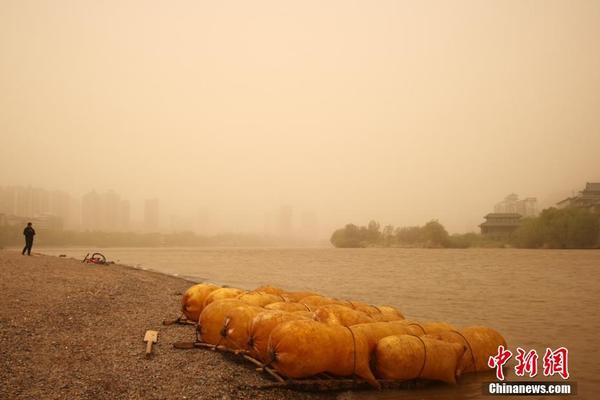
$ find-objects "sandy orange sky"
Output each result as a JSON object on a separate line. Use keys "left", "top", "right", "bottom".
{"left": 1, "top": 1, "right": 599, "bottom": 235}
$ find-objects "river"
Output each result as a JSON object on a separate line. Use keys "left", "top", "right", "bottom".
{"left": 38, "top": 247, "right": 600, "bottom": 399}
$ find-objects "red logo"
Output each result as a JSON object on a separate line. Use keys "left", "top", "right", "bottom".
{"left": 543, "top": 347, "right": 570, "bottom": 380}
{"left": 514, "top": 347, "right": 539, "bottom": 377}
{"left": 489, "top": 346, "right": 570, "bottom": 381}
{"left": 488, "top": 345, "right": 512, "bottom": 380}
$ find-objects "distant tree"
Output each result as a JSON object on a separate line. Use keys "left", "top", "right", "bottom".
{"left": 330, "top": 219, "right": 455, "bottom": 248}
{"left": 511, "top": 217, "right": 544, "bottom": 248}
{"left": 421, "top": 220, "right": 450, "bottom": 247}
{"left": 512, "top": 207, "right": 599, "bottom": 248}
{"left": 329, "top": 208, "right": 600, "bottom": 249}
{"left": 566, "top": 208, "right": 600, "bottom": 247}
{"left": 366, "top": 220, "right": 382, "bottom": 243}
{"left": 395, "top": 226, "right": 422, "bottom": 244}
{"left": 448, "top": 232, "right": 476, "bottom": 249}
{"left": 382, "top": 225, "right": 395, "bottom": 246}
{"left": 448, "top": 232, "right": 504, "bottom": 248}
{"left": 330, "top": 224, "right": 366, "bottom": 248}
{"left": 368, "top": 220, "right": 380, "bottom": 232}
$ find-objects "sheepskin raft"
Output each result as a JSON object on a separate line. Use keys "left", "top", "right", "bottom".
{"left": 168, "top": 283, "right": 507, "bottom": 392}
{"left": 268, "top": 319, "right": 380, "bottom": 388}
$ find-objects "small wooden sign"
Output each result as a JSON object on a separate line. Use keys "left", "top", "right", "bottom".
{"left": 144, "top": 330, "right": 158, "bottom": 357}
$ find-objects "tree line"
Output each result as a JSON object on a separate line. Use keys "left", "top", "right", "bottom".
{"left": 511, "top": 206, "right": 599, "bottom": 249}
{"left": 330, "top": 220, "right": 459, "bottom": 248}
{"left": 330, "top": 207, "right": 600, "bottom": 249}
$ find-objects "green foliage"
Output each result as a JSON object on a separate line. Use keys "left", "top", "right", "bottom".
{"left": 394, "top": 226, "right": 422, "bottom": 244}
{"left": 330, "top": 223, "right": 370, "bottom": 248}
{"left": 331, "top": 219, "right": 452, "bottom": 248}
{"left": 512, "top": 207, "right": 600, "bottom": 249}
{"left": 421, "top": 220, "right": 450, "bottom": 247}
{"left": 382, "top": 225, "right": 395, "bottom": 246}
{"left": 366, "top": 220, "right": 382, "bottom": 243}
{"left": 330, "top": 207, "right": 600, "bottom": 249}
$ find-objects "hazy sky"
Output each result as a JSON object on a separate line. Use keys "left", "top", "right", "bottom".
{"left": 1, "top": 0, "right": 599, "bottom": 235}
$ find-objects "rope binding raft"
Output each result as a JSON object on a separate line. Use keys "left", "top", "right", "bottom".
{"left": 171, "top": 337, "right": 429, "bottom": 391}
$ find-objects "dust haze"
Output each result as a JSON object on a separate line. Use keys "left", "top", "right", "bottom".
{"left": 1, "top": 0, "right": 599, "bottom": 237}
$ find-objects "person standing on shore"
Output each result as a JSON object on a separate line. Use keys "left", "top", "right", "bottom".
{"left": 22, "top": 222, "right": 35, "bottom": 256}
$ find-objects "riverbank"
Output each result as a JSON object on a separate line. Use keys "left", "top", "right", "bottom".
{"left": 0, "top": 250, "right": 332, "bottom": 400}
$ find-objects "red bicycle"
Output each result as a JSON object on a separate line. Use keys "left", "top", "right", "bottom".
{"left": 82, "top": 252, "right": 107, "bottom": 265}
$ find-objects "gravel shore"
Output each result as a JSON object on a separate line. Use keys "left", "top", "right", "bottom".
{"left": 0, "top": 250, "right": 336, "bottom": 400}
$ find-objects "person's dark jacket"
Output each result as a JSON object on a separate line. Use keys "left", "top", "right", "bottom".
{"left": 24, "top": 226, "right": 36, "bottom": 239}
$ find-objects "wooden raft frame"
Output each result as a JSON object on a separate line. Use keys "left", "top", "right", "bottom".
{"left": 172, "top": 339, "right": 427, "bottom": 392}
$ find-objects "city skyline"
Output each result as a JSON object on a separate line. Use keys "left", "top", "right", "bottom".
{"left": 0, "top": 181, "right": 592, "bottom": 238}
{"left": 0, "top": 184, "right": 326, "bottom": 238}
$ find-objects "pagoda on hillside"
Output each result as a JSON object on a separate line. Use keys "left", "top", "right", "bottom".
{"left": 557, "top": 182, "right": 600, "bottom": 212}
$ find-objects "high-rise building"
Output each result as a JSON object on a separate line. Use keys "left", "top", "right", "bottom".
{"left": 494, "top": 194, "right": 538, "bottom": 217}
{"left": 31, "top": 187, "right": 50, "bottom": 216}
{"left": 81, "top": 191, "right": 102, "bottom": 230}
{"left": 81, "top": 190, "right": 129, "bottom": 231}
{"left": 100, "top": 191, "right": 120, "bottom": 231}
{"left": 144, "top": 198, "right": 160, "bottom": 232}
{"left": 0, "top": 186, "right": 73, "bottom": 230}
{"left": 49, "top": 190, "right": 74, "bottom": 229}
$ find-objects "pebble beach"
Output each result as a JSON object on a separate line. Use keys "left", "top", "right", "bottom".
{"left": 0, "top": 251, "right": 333, "bottom": 400}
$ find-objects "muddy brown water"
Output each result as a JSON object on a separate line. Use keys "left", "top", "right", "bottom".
{"left": 39, "top": 247, "right": 600, "bottom": 399}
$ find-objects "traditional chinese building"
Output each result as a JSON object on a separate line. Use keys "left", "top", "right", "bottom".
{"left": 557, "top": 182, "right": 600, "bottom": 212}
{"left": 479, "top": 213, "right": 522, "bottom": 236}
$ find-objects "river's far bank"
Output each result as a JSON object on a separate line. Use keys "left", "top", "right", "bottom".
{"left": 0, "top": 250, "right": 327, "bottom": 400}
